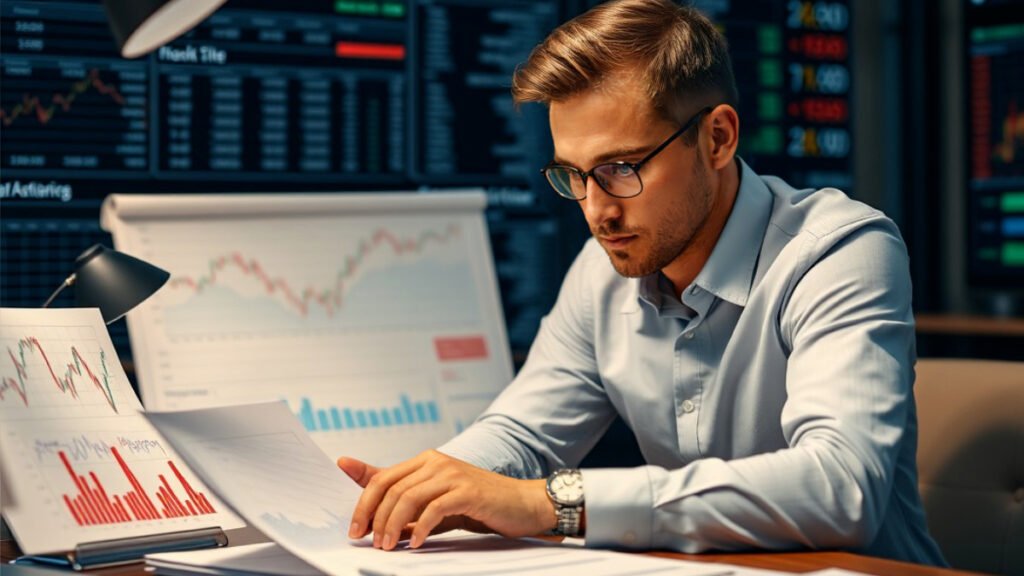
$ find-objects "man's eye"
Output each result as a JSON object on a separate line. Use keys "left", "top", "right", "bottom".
{"left": 612, "top": 164, "right": 634, "bottom": 176}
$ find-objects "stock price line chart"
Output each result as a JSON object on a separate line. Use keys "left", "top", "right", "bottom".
{"left": 2, "top": 335, "right": 118, "bottom": 413}
{"left": 0, "top": 59, "right": 148, "bottom": 175}
{"left": 103, "top": 192, "right": 513, "bottom": 465}
{"left": 159, "top": 223, "right": 478, "bottom": 336}
{"left": 0, "top": 308, "right": 241, "bottom": 555}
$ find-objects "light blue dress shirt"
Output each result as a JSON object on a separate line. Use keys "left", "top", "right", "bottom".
{"left": 439, "top": 160, "right": 947, "bottom": 566}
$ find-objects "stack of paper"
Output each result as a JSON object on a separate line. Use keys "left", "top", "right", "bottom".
{"left": 142, "top": 402, "right": 736, "bottom": 576}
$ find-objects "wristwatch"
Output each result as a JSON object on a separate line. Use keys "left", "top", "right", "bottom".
{"left": 545, "top": 468, "right": 584, "bottom": 536}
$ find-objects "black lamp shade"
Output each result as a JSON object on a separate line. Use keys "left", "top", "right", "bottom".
{"left": 103, "top": 0, "right": 227, "bottom": 59}
{"left": 73, "top": 244, "right": 170, "bottom": 324}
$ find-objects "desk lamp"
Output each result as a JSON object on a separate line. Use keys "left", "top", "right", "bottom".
{"left": 42, "top": 244, "right": 170, "bottom": 324}
{"left": 102, "top": 0, "right": 227, "bottom": 58}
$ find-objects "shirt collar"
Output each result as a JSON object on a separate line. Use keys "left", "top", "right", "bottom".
{"left": 631, "top": 158, "right": 772, "bottom": 313}
{"left": 692, "top": 158, "right": 772, "bottom": 307}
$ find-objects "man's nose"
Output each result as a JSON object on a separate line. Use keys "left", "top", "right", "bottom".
{"left": 581, "top": 177, "right": 623, "bottom": 227}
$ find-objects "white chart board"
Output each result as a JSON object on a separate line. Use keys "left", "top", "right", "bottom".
{"left": 0, "top": 308, "right": 242, "bottom": 555}
{"left": 101, "top": 192, "right": 513, "bottom": 465}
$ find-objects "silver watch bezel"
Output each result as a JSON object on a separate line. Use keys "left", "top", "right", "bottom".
{"left": 546, "top": 468, "right": 584, "bottom": 507}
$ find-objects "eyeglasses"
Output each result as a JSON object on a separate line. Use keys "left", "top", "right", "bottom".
{"left": 541, "top": 106, "right": 712, "bottom": 201}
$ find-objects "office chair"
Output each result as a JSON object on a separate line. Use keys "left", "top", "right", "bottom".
{"left": 915, "top": 358, "right": 1024, "bottom": 575}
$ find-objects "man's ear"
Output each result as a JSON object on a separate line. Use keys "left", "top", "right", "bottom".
{"left": 705, "top": 104, "right": 739, "bottom": 171}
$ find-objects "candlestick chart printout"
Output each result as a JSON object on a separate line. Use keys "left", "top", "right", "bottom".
{"left": 102, "top": 192, "right": 513, "bottom": 465}
{"left": 0, "top": 308, "right": 242, "bottom": 555}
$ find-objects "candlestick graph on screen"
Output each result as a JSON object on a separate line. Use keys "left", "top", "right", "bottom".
{"left": 1, "top": 335, "right": 118, "bottom": 413}
{"left": 58, "top": 445, "right": 217, "bottom": 526}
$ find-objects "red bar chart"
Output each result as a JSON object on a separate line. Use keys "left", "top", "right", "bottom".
{"left": 58, "top": 446, "right": 216, "bottom": 526}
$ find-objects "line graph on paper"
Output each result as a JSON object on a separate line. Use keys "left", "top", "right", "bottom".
{"left": 1, "top": 325, "right": 127, "bottom": 418}
{"left": 142, "top": 218, "right": 482, "bottom": 339}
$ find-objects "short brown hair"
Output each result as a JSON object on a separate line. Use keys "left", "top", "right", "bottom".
{"left": 512, "top": 0, "right": 737, "bottom": 128}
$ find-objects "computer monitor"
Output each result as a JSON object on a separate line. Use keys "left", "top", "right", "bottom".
{"left": 963, "top": 0, "right": 1024, "bottom": 288}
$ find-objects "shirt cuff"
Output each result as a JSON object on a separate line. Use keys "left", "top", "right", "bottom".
{"left": 581, "top": 467, "right": 654, "bottom": 549}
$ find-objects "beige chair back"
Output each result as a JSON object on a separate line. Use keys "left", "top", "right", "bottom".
{"left": 915, "top": 358, "right": 1024, "bottom": 575}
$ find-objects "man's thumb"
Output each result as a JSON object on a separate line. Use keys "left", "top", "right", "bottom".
{"left": 336, "top": 456, "right": 379, "bottom": 487}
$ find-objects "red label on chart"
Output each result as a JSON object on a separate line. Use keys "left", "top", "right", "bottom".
{"left": 434, "top": 336, "right": 488, "bottom": 361}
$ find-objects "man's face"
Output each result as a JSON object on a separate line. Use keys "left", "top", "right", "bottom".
{"left": 549, "top": 75, "right": 715, "bottom": 279}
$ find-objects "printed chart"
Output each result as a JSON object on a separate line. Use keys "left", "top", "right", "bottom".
{"left": 0, "top": 308, "right": 241, "bottom": 555}
{"left": 2, "top": 330, "right": 122, "bottom": 416}
{"left": 103, "top": 193, "right": 513, "bottom": 465}
{"left": 159, "top": 223, "right": 478, "bottom": 336}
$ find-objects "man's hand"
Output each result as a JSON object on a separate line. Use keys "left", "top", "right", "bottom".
{"left": 337, "top": 451, "right": 555, "bottom": 550}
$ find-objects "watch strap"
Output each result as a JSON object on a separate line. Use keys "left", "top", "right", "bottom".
{"left": 552, "top": 503, "right": 582, "bottom": 537}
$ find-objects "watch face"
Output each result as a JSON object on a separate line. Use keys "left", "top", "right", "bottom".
{"left": 549, "top": 470, "right": 584, "bottom": 506}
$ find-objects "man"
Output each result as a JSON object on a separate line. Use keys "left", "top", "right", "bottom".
{"left": 338, "top": 0, "right": 946, "bottom": 565}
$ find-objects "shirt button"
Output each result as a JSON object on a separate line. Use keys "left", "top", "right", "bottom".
{"left": 681, "top": 400, "right": 695, "bottom": 413}
{"left": 683, "top": 331, "right": 695, "bottom": 340}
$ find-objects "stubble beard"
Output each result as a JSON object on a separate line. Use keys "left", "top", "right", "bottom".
{"left": 595, "top": 161, "right": 715, "bottom": 279}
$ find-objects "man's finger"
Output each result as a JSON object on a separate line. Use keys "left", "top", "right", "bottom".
{"left": 337, "top": 457, "right": 380, "bottom": 487}
{"left": 381, "top": 481, "right": 449, "bottom": 550}
{"left": 409, "top": 493, "right": 465, "bottom": 549}
{"left": 372, "top": 466, "right": 438, "bottom": 544}
{"left": 348, "top": 454, "right": 429, "bottom": 540}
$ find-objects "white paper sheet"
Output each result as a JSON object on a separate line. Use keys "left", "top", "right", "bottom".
{"left": 149, "top": 538, "right": 742, "bottom": 576}
{"left": 342, "top": 534, "right": 736, "bottom": 576}
{"left": 147, "top": 542, "right": 325, "bottom": 576}
{"left": 143, "top": 402, "right": 369, "bottom": 576}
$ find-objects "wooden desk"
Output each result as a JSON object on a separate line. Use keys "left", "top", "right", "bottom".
{"left": 915, "top": 313, "right": 1024, "bottom": 337}
{"left": 3, "top": 539, "right": 978, "bottom": 575}
{"left": 651, "top": 550, "right": 978, "bottom": 575}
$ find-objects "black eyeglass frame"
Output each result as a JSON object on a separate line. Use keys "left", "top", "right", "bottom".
{"left": 541, "top": 106, "right": 714, "bottom": 201}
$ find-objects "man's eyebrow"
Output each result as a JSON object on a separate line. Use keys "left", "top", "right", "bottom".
{"left": 553, "top": 145, "right": 654, "bottom": 169}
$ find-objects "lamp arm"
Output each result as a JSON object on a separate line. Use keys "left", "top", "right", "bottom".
{"left": 41, "top": 273, "right": 77, "bottom": 308}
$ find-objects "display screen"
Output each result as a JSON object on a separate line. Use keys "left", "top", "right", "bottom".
{"left": 964, "top": 0, "right": 1024, "bottom": 285}
{"left": 692, "top": 0, "right": 854, "bottom": 190}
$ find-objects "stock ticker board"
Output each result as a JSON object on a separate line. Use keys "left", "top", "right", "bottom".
{"left": 692, "top": 0, "right": 854, "bottom": 191}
